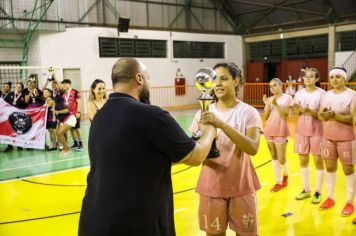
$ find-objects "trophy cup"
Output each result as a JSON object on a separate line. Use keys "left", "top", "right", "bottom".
{"left": 192, "top": 67, "right": 220, "bottom": 159}
{"left": 48, "top": 67, "right": 55, "bottom": 81}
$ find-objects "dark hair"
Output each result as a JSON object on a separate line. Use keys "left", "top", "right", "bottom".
{"left": 3, "top": 81, "right": 12, "bottom": 87}
{"left": 89, "top": 79, "right": 106, "bottom": 100}
{"left": 213, "top": 62, "right": 244, "bottom": 83}
{"left": 43, "top": 88, "right": 52, "bottom": 93}
{"left": 111, "top": 58, "right": 140, "bottom": 85}
{"left": 213, "top": 62, "right": 244, "bottom": 97}
{"left": 331, "top": 66, "right": 347, "bottom": 72}
{"left": 16, "top": 82, "right": 24, "bottom": 90}
{"left": 61, "top": 79, "right": 71, "bottom": 84}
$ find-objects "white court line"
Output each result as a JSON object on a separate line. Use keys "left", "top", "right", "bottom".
{"left": 0, "top": 155, "right": 89, "bottom": 172}
{"left": 0, "top": 165, "right": 90, "bottom": 184}
{"left": 174, "top": 208, "right": 186, "bottom": 213}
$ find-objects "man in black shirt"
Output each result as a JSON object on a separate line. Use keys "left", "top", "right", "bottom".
{"left": 79, "top": 58, "right": 216, "bottom": 236}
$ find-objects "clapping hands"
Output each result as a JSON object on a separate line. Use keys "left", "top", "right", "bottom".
{"left": 319, "top": 107, "right": 335, "bottom": 120}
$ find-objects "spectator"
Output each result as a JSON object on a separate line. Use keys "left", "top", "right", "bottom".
{"left": 87, "top": 79, "right": 106, "bottom": 121}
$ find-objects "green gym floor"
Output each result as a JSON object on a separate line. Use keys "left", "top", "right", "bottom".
{"left": 0, "top": 110, "right": 355, "bottom": 236}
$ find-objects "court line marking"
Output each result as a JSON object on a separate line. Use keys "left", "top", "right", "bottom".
{"left": 0, "top": 155, "right": 89, "bottom": 172}
{"left": 0, "top": 159, "right": 273, "bottom": 225}
{"left": 0, "top": 164, "right": 89, "bottom": 183}
{"left": 174, "top": 208, "right": 187, "bottom": 213}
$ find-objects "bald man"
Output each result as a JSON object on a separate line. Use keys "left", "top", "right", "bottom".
{"left": 79, "top": 58, "right": 216, "bottom": 236}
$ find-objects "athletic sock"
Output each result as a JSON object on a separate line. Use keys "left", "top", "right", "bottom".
{"left": 315, "top": 169, "right": 325, "bottom": 193}
{"left": 272, "top": 160, "right": 282, "bottom": 184}
{"left": 300, "top": 167, "right": 310, "bottom": 192}
{"left": 325, "top": 172, "right": 336, "bottom": 199}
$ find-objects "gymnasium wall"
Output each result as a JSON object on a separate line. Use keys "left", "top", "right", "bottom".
{"left": 246, "top": 58, "right": 329, "bottom": 83}
{"left": 245, "top": 51, "right": 354, "bottom": 84}
{"left": 27, "top": 27, "right": 243, "bottom": 90}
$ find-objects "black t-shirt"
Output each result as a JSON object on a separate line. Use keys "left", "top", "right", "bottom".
{"left": 23, "top": 87, "right": 44, "bottom": 107}
{"left": 1, "top": 92, "right": 13, "bottom": 104}
{"left": 53, "top": 90, "right": 65, "bottom": 105}
{"left": 8, "top": 92, "right": 27, "bottom": 109}
{"left": 79, "top": 93, "right": 195, "bottom": 236}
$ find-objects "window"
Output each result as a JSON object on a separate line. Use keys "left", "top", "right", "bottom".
{"left": 173, "top": 41, "right": 224, "bottom": 58}
{"left": 248, "top": 35, "right": 328, "bottom": 62}
{"left": 339, "top": 31, "right": 356, "bottom": 51}
{"left": 99, "top": 37, "right": 166, "bottom": 58}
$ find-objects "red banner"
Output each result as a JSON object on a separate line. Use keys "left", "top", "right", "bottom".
{"left": 0, "top": 98, "right": 47, "bottom": 149}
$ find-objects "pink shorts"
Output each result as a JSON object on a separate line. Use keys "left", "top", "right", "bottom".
{"left": 320, "top": 139, "right": 356, "bottom": 165}
{"left": 294, "top": 134, "right": 322, "bottom": 155}
{"left": 264, "top": 134, "right": 288, "bottom": 144}
{"left": 199, "top": 194, "right": 258, "bottom": 236}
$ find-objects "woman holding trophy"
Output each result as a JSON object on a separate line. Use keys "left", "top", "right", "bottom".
{"left": 190, "top": 62, "right": 263, "bottom": 236}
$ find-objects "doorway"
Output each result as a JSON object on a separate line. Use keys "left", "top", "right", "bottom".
{"left": 264, "top": 63, "right": 278, "bottom": 82}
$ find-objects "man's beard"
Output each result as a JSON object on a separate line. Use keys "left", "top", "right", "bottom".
{"left": 139, "top": 85, "right": 150, "bottom": 104}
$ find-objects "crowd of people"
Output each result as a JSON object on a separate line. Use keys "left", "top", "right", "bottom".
{"left": 0, "top": 74, "right": 93, "bottom": 156}
{"left": 263, "top": 66, "right": 356, "bottom": 227}
{"left": 1, "top": 60, "right": 355, "bottom": 234}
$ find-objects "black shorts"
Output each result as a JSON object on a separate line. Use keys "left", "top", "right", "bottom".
{"left": 46, "top": 121, "right": 57, "bottom": 129}
{"left": 74, "top": 117, "right": 81, "bottom": 129}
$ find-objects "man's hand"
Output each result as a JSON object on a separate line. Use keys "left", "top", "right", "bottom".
{"left": 200, "top": 112, "right": 223, "bottom": 129}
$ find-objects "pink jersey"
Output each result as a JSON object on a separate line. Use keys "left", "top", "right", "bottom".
{"left": 264, "top": 93, "right": 292, "bottom": 137}
{"left": 189, "top": 102, "right": 263, "bottom": 198}
{"left": 321, "top": 88, "right": 356, "bottom": 141}
{"left": 293, "top": 87, "right": 325, "bottom": 137}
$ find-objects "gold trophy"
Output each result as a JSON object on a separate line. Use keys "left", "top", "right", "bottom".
{"left": 48, "top": 67, "right": 55, "bottom": 81}
{"left": 192, "top": 68, "right": 220, "bottom": 159}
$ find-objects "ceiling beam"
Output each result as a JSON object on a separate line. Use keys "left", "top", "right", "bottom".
{"left": 211, "top": 0, "right": 247, "bottom": 34}
{"left": 247, "top": 16, "right": 329, "bottom": 34}
{"left": 121, "top": 0, "right": 215, "bottom": 10}
{"left": 234, "top": 0, "right": 310, "bottom": 15}
{"left": 232, "top": 0, "right": 323, "bottom": 16}
{"left": 247, "top": 0, "right": 288, "bottom": 30}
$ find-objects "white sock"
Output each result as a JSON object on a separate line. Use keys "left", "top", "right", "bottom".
{"left": 272, "top": 160, "right": 282, "bottom": 184}
{"left": 315, "top": 169, "right": 325, "bottom": 194}
{"left": 346, "top": 173, "right": 355, "bottom": 203}
{"left": 300, "top": 167, "right": 310, "bottom": 192}
{"left": 325, "top": 172, "right": 336, "bottom": 199}
{"left": 281, "top": 161, "right": 288, "bottom": 176}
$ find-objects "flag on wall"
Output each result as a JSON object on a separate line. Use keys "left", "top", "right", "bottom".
{"left": 0, "top": 98, "right": 47, "bottom": 149}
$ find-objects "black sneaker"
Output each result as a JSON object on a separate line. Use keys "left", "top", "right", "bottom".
{"left": 4, "top": 145, "right": 13, "bottom": 152}
{"left": 70, "top": 141, "right": 79, "bottom": 150}
{"left": 74, "top": 144, "right": 83, "bottom": 151}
